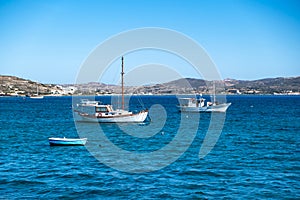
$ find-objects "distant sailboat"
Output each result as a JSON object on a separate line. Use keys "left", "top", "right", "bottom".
{"left": 30, "top": 84, "right": 44, "bottom": 99}
{"left": 74, "top": 57, "right": 148, "bottom": 123}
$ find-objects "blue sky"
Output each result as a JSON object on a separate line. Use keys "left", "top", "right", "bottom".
{"left": 0, "top": 0, "right": 299, "bottom": 84}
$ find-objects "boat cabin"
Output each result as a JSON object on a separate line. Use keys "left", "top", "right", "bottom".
{"left": 79, "top": 99, "right": 101, "bottom": 106}
{"left": 179, "top": 98, "right": 206, "bottom": 107}
{"left": 95, "top": 105, "right": 113, "bottom": 113}
{"left": 94, "top": 104, "right": 131, "bottom": 117}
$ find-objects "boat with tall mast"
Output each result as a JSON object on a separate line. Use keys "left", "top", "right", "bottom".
{"left": 30, "top": 84, "right": 44, "bottom": 99}
{"left": 74, "top": 57, "right": 148, "bottom": 123}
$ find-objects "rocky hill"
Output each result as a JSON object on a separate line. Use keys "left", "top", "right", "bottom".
{"left": 1, "top": 75, "right": 299, "bottom": 96}
{"left": 131, "top": 76, "right": 300, "bottom": 95}
{"left": 0, "top": 75, "right": 63, "bottom": 96}
{"left": 222, "top": 77, "right": 300, "bottom": 94}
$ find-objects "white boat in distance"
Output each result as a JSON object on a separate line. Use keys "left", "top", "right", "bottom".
{"left": 30, "top": 84, "right": 44, "bottom": 99}
{"left": 30, "top": 95, "right": 44, "bottom": 99}
{"left": 74, "top": 57, "right": 148, "bottom": 123}
{"left": 178, "top": 97, "right": 231, "bottom": 112}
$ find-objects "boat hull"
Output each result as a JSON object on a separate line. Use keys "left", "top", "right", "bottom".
{"left": 48, "top": 138, "right": 87, "bottom": 146}
{"left": 30, "top": 96, "right": 44, "bottom": 99}
{"left": 74, "top": 110, "right": 148, "bottom": 123}
{"left": 179, "top": 103, "right": 231, "bottom": 112}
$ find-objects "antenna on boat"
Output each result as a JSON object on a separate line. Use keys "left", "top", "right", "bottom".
{"left": 121, "top": 56, "right": 125, "bottom": 110}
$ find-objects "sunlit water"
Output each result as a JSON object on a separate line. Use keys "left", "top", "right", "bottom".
{"left": 0, "top": 95, "right": 299, "bottom": 199}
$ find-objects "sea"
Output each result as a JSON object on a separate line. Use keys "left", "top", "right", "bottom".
{"left": 0, "top": 95, "right": 299, "bottom": 199}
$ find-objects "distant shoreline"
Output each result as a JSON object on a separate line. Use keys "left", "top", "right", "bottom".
{"left": 1, "top": 93, "right": 300, "bottom": 98}
{"left": 1, "top": 75, "right": 299, "bottom": 96}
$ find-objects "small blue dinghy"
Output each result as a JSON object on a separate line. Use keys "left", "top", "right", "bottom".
{"left": 48, "top": 137, "right": 87, "bottom": 146}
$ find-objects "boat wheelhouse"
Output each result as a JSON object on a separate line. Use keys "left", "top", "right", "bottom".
{"left": 77, "top": 99, "right": 101, "bottom": 107}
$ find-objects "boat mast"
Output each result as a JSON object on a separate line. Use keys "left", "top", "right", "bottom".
{"left": 121, "top": 57, "right": 125, "bottom": 110}
{"left": 213, "top": 81, "right": 216, "bottom": 104}
{"left": 36, "top": 84, "right": 39, "bottom": 95}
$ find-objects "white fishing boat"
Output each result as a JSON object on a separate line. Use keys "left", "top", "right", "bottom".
{"left": 74, "top": 57, "right": 148, "bottom": 123}
{"left": 179, "top": 81, "right": 231, "bottom": 112}
{"left": 178, "top": 97, "right": 231, "bottom": 112}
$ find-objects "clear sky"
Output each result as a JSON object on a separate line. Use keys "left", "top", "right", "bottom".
{"left": 0, "top": 0, "right": 299, "bottom": 84}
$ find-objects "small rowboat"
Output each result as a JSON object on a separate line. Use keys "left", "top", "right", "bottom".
{"left": 48, "top": 137, "right": 87, "bottom": 146}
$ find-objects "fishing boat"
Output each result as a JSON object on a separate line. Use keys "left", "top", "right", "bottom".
{"left": 179, "top": 81, "right": 231, "bottom": 112}
{"left": 178, "top": 97, "right": 231, "bottom": 112}
{"left": 48, "top": 137, "right": 87, "bottom": 146}
{"left": 74, "top": 57, "right": 148, "bottom": 123}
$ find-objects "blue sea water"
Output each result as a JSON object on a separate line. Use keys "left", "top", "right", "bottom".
{"left": 0, "top": 95, "right": 299, "bottom": 199}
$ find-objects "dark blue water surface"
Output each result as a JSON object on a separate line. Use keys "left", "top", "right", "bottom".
{"left": 0, "top": 95, "right": 299, "bottom": 199}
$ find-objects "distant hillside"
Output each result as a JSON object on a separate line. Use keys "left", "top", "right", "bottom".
{"left": 1, "top": 75, "right": 299, "bottom": 95}
{"left": 163, "top": 78, "right": 207, "bottom": 88}
{"left": 0, "top": 75, "right": 62, "bottom": 96}
{"left": 144, "top": 76, "right": 300, "bottom": 94}
{"left": 224, "top": 77, "right": 300, "bottom": 94}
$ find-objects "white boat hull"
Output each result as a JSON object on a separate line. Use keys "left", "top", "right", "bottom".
{"left": 49, "top": 137, "right": 87, "bottom": 146}
{"left": 74, "top": 110, "right": 148, "bottom": 123}
{"left": 179, "top": 103, "right": 231, "bottom": 112}
{"left": 30, "top": 96, "right": 44, "bottom": 99}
